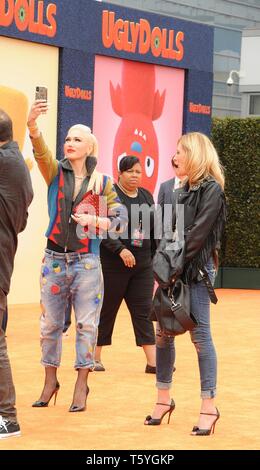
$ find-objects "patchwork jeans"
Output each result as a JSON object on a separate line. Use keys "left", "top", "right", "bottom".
{"left": 156, "top": 259, "right": 217, "bottom": 399}
{"left": 40, "top": 249, "right": 104, "bottom": 370}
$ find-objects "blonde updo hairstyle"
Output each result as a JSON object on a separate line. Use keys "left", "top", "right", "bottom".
{"left": 69, "top": 124, "right": 98, "bottom": 157}
{"left": 178, "top": 132, "right": 225, "bottom": 190}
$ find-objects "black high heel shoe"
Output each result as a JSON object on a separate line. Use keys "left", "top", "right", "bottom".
{"left": 69, "top": 385, "right": 90, "bottom": 412}
{"left": 144, "top": 399, "right": 175, "bottom": 425}
{"left": 32, "top": 381, "right": 60, "bottom": 407}
{"left": 191, "top": 408, "right": 220, "bottom": 436}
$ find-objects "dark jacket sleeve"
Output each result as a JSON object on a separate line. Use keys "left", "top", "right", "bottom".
{"left": 140, "top": 187, "right": 159, "bottom": 258}
{"left": 143, "top": 188, "right": 158, "bottom": 258}
{"left": 184, "top": 181, "right": 225, "bottom": 263}
{"left": 157, "top": 182, "right": 165, "bottom": 207}
{"left": 101, "top": 236, "right": 125, "bottom": 255}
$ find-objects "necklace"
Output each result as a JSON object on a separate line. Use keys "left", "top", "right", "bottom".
{"left": 74, "top": 174, "right": 86, "bottom": 180}
{"left": 118, "top": 182, "right": 138, "bottom": 198}
{"left": 73, "top": 174, "right": 86, "bottom": 200}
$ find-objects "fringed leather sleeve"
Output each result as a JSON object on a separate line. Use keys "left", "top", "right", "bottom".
{"left": 183, "top": 181, "right": 226, "bottom": 282}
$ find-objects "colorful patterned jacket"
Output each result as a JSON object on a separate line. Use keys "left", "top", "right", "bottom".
{"left": 31, "top": 134, "right": 127, "bottom": 254}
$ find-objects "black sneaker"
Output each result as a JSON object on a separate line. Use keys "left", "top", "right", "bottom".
{"left": 0, "top": 416, "right": 21, "bottom": 439}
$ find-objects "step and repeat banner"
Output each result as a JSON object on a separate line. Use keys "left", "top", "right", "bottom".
{"left": 0, "top": 0, "right": 213, "bottom": 303}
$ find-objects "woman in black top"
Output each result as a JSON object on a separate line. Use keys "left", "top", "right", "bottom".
{"left": 95, "top": 156, "right": 156, "bottom": 373}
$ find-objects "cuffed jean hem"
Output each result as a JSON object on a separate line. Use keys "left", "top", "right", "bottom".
{"left": 201, "top": 389, "right": 216, "bottom": 399}
{"left": 156, "top": 381, "right": 172, "bottom": 390}
{"left": 74, "top": 363, "right": 95, "bottom": 371}
{"left": 41, "top": 360, "right": 60, "bottom": 368}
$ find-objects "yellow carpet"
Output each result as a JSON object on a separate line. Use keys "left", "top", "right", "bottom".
{"left": 1, "top": 289, "right": 260, "bottom": 450}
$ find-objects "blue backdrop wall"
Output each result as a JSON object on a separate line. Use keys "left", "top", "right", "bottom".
{"left": 0, "top": 0, "right": 214, "bottom": 158}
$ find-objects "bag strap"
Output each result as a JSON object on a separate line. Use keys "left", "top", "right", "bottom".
{"left": 199, "top": 268, "right": 218, "bottom": 304}
{"left": 168, "top": 286, "right": 197, "bottom": 330}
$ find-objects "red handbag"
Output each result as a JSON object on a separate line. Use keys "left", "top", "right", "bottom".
{"left": 74, "top": 190, "right": 107, "bottom": 235}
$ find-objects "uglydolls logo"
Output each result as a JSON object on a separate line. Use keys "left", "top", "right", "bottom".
{"left": 102, "top": 10, "right": 185, "bottom": 61}
{"left": 0, "top": 0, "right": 57, "bottom": 38}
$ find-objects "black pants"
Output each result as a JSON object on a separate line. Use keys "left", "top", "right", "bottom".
{"left": 0, "top": 309, "right": 17, "bottom": 422}
{"left": 97, "top": 258, "right": 155, "bottom": 347}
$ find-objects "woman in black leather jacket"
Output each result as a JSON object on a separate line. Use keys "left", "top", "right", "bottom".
{"left": 145, "top": 132, "right": 226, "bottom": 435}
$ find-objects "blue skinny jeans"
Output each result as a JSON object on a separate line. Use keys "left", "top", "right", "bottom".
{"left": 156, "top": 259, "right": 217, "bottom": 399}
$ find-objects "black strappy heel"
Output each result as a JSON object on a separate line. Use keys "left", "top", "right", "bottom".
{"left": 191, "top": 408, "right": 220, "bottom": 435}
{"left": 144, "top": 399, "right": 175, "bottom": 425}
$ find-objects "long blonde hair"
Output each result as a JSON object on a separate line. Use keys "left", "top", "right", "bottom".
{"left": 69, "top": 124, "right": 102, "bottom": 193}
{"left": 178, "top": 132, "right": 225, "bottom": 189}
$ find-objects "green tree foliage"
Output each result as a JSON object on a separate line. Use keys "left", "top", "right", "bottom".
{"left": 212, "top": 118, "right": 260, "bottom": 268}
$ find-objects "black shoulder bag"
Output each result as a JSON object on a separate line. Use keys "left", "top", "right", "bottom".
{"left": 152, "top": 237, "right": 185, "bottom": 289}
{"left": 151, "top": 279, "right": 197, "bottom": 336}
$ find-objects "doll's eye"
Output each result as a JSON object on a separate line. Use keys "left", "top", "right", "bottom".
{"left": 145, "top": 156, "right": 154, "bottom": 177}
{"left": 117, "top": 152, "right": 127, "bottom": 170}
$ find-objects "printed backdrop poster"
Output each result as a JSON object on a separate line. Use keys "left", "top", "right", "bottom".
{"left": 0, "top": 37, "right": 58, "bottom": 304}
{"left": 93, "top": 56, "right": 185, "bottom": 196}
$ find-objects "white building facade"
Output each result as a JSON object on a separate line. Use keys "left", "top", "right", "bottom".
{"left": 104, "top": 0, "right": 260, "bottom": 117}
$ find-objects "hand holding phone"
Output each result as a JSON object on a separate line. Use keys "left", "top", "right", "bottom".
{"left": 35, "top": 86, "right": 48, "bottom": 101}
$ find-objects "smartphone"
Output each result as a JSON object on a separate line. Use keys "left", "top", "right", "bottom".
{"left": 35, "top": 86, "right": 48, "bottom": 101}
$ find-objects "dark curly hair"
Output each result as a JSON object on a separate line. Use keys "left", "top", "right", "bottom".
{"left": 119, "top": 156, "right": 140, "bottom": 172}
